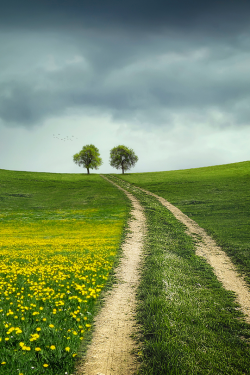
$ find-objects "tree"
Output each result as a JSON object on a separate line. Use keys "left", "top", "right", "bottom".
{"left": 109, "top": 145, "right": 138, "bottom": 174}
{"left": 73, "top": 144, "right": 102, "bottom": 174}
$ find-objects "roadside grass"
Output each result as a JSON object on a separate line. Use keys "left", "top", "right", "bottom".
{"left": 108, "top": 175, "right": 250, "bottom": 374}
{"left": 117, "top": 161, "right": 250, "bottom": 285}
{"left": 0, "top": 169, "right": 130, "bottom": 375}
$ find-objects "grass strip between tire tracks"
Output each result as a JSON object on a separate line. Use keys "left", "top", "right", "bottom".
{"left": 108, "top": 175, "right": 250, "bottom": 375}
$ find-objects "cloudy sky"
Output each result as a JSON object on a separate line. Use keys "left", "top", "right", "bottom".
{"left": 1, "top": 0, "right": 250, "bottom": 174}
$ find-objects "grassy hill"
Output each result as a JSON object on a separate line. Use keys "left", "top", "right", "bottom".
{"left": 0, "top": 169, "right": 130, "bottom": 375}
{"left": 0, "top": 169, "right": 128, "bottom": 212}
{"left": 108, "top": 172, "right": 250, "bottom": 375}
{"left": 1, "top": 164, "right": 250, "bottom": 374}
{"left": 118, "top": 161, "right": 250, "bottom": 284}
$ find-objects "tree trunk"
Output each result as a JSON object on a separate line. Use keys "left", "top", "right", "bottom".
{"left": 122, "top": 167, "right": 124, "bottom": 174}
{"left": 87, "top": 168, "right": 90, "bottom": 174}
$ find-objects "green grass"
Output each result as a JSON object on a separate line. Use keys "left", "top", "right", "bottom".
{"left": 0, "top": 169, "right": 130, "bottom": 375}
{"left": 0, "top": 169, "right": 127, "bottom": 212}
{"left": 2, "top": 164, "right": 250, "bottom": 374}
{"left": 108, "top": 175, "right": 250, "bottom": 375}
{"left": 117, "top": 161, "right": 250, "bottom": 285}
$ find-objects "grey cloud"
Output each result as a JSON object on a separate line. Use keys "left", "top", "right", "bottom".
{"left": 1, "top": 0, "right": 250, "bottom": 174}
{"left": 1, "top": 0, "right": 250, "bottom": 38}
{"left": 1, "top": 1, "right": 250, "bottom": 131}
{"left": 1, "top": 35, "right": 250, "bottom": 129}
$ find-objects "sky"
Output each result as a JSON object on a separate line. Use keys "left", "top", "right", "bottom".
{"left": 0, "top": 0, "right": 250, "bottom": 174}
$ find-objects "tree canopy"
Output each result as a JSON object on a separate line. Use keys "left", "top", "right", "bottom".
{"left": 73, "top": 144, "right": 102, "bottom": 174}
{"left": 109, "top": 145, "right": 138, "bottom": 174}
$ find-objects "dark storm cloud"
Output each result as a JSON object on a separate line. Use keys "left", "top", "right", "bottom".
{"left": 1, "top": 0, "right": 250, "bottom": 36}
{"left": 1, "top": 0, "right": 250, "bottom": 129}
{"left": 1, "top": 44, "right": 249, "bottom": 128}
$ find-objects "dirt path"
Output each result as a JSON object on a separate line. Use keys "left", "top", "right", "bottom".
{"left": 139, "top": 187, "right": 250, "bottom": 323}
{"left": 76, "top": 176, "right": 146, "bottom": 375}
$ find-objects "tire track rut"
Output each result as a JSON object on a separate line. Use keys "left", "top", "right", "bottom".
{"left": 76, "top": 175, "right": 146, "bottom": 375}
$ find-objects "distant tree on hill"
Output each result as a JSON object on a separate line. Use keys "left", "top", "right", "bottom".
{"left": 110, "top": 145, "right": 138, "bottom": 174}
{"left": 73, "top": 144, "right": 102, "bottom": 174}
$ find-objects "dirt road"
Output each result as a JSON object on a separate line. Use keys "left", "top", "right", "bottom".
{"left": 76, "top": 176, "right": 146, "bottom": 375}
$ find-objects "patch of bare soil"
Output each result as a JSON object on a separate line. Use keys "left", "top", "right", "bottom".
{"left": 140, "top": 187, "right": 250, "bottom": 324}
{"left": 75, "top": 176, "right": 146, "bottom": 375}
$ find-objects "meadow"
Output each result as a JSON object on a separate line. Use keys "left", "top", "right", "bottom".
{"left": 1, "top": 162, "right": 250, "bottom": 375}
{"left": 118, "top": 161, "right": 250, "bottom": 285}
{"left": 109, "top": 174, "right": 250, "bottom": 374}
{"left": 0, "top": 170, "right": 130, "bottom": 375}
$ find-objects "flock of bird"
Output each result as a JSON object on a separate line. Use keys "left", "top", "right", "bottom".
{"left": 53, "top": 134, "right": 78, "bottom": 141}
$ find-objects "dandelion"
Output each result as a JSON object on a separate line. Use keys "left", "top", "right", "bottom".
{"left": 0, "top": 206, "right": 124, "bottom": 374}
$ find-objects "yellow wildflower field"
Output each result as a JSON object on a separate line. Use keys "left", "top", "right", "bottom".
{"left": 0, "top": 208, "right": 125, "bottom": 374}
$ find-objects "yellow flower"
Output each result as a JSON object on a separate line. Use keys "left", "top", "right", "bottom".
{"left": 0, "top": 206, "right": 124, "bottom": 367}
{"left": 1, "top": 362, "right": 6, "bottom": 365}
{"left": 72, "top": 353, "right": 77, "bottom": 357}
{"left": 43, "top": 364, "right": 49, "bottom": 367}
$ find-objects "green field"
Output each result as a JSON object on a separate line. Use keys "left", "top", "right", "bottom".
{"left": 117, "top": 161, "right": 250, "bottom": 285}
{"left": 109, "top": 173, "right": 250, "bottom": 374}
{"left": 1, "top": 162, "right": 250, "bottom": 375}
{"left": 0, "top": 169, "right": 130, "bottom": 375}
